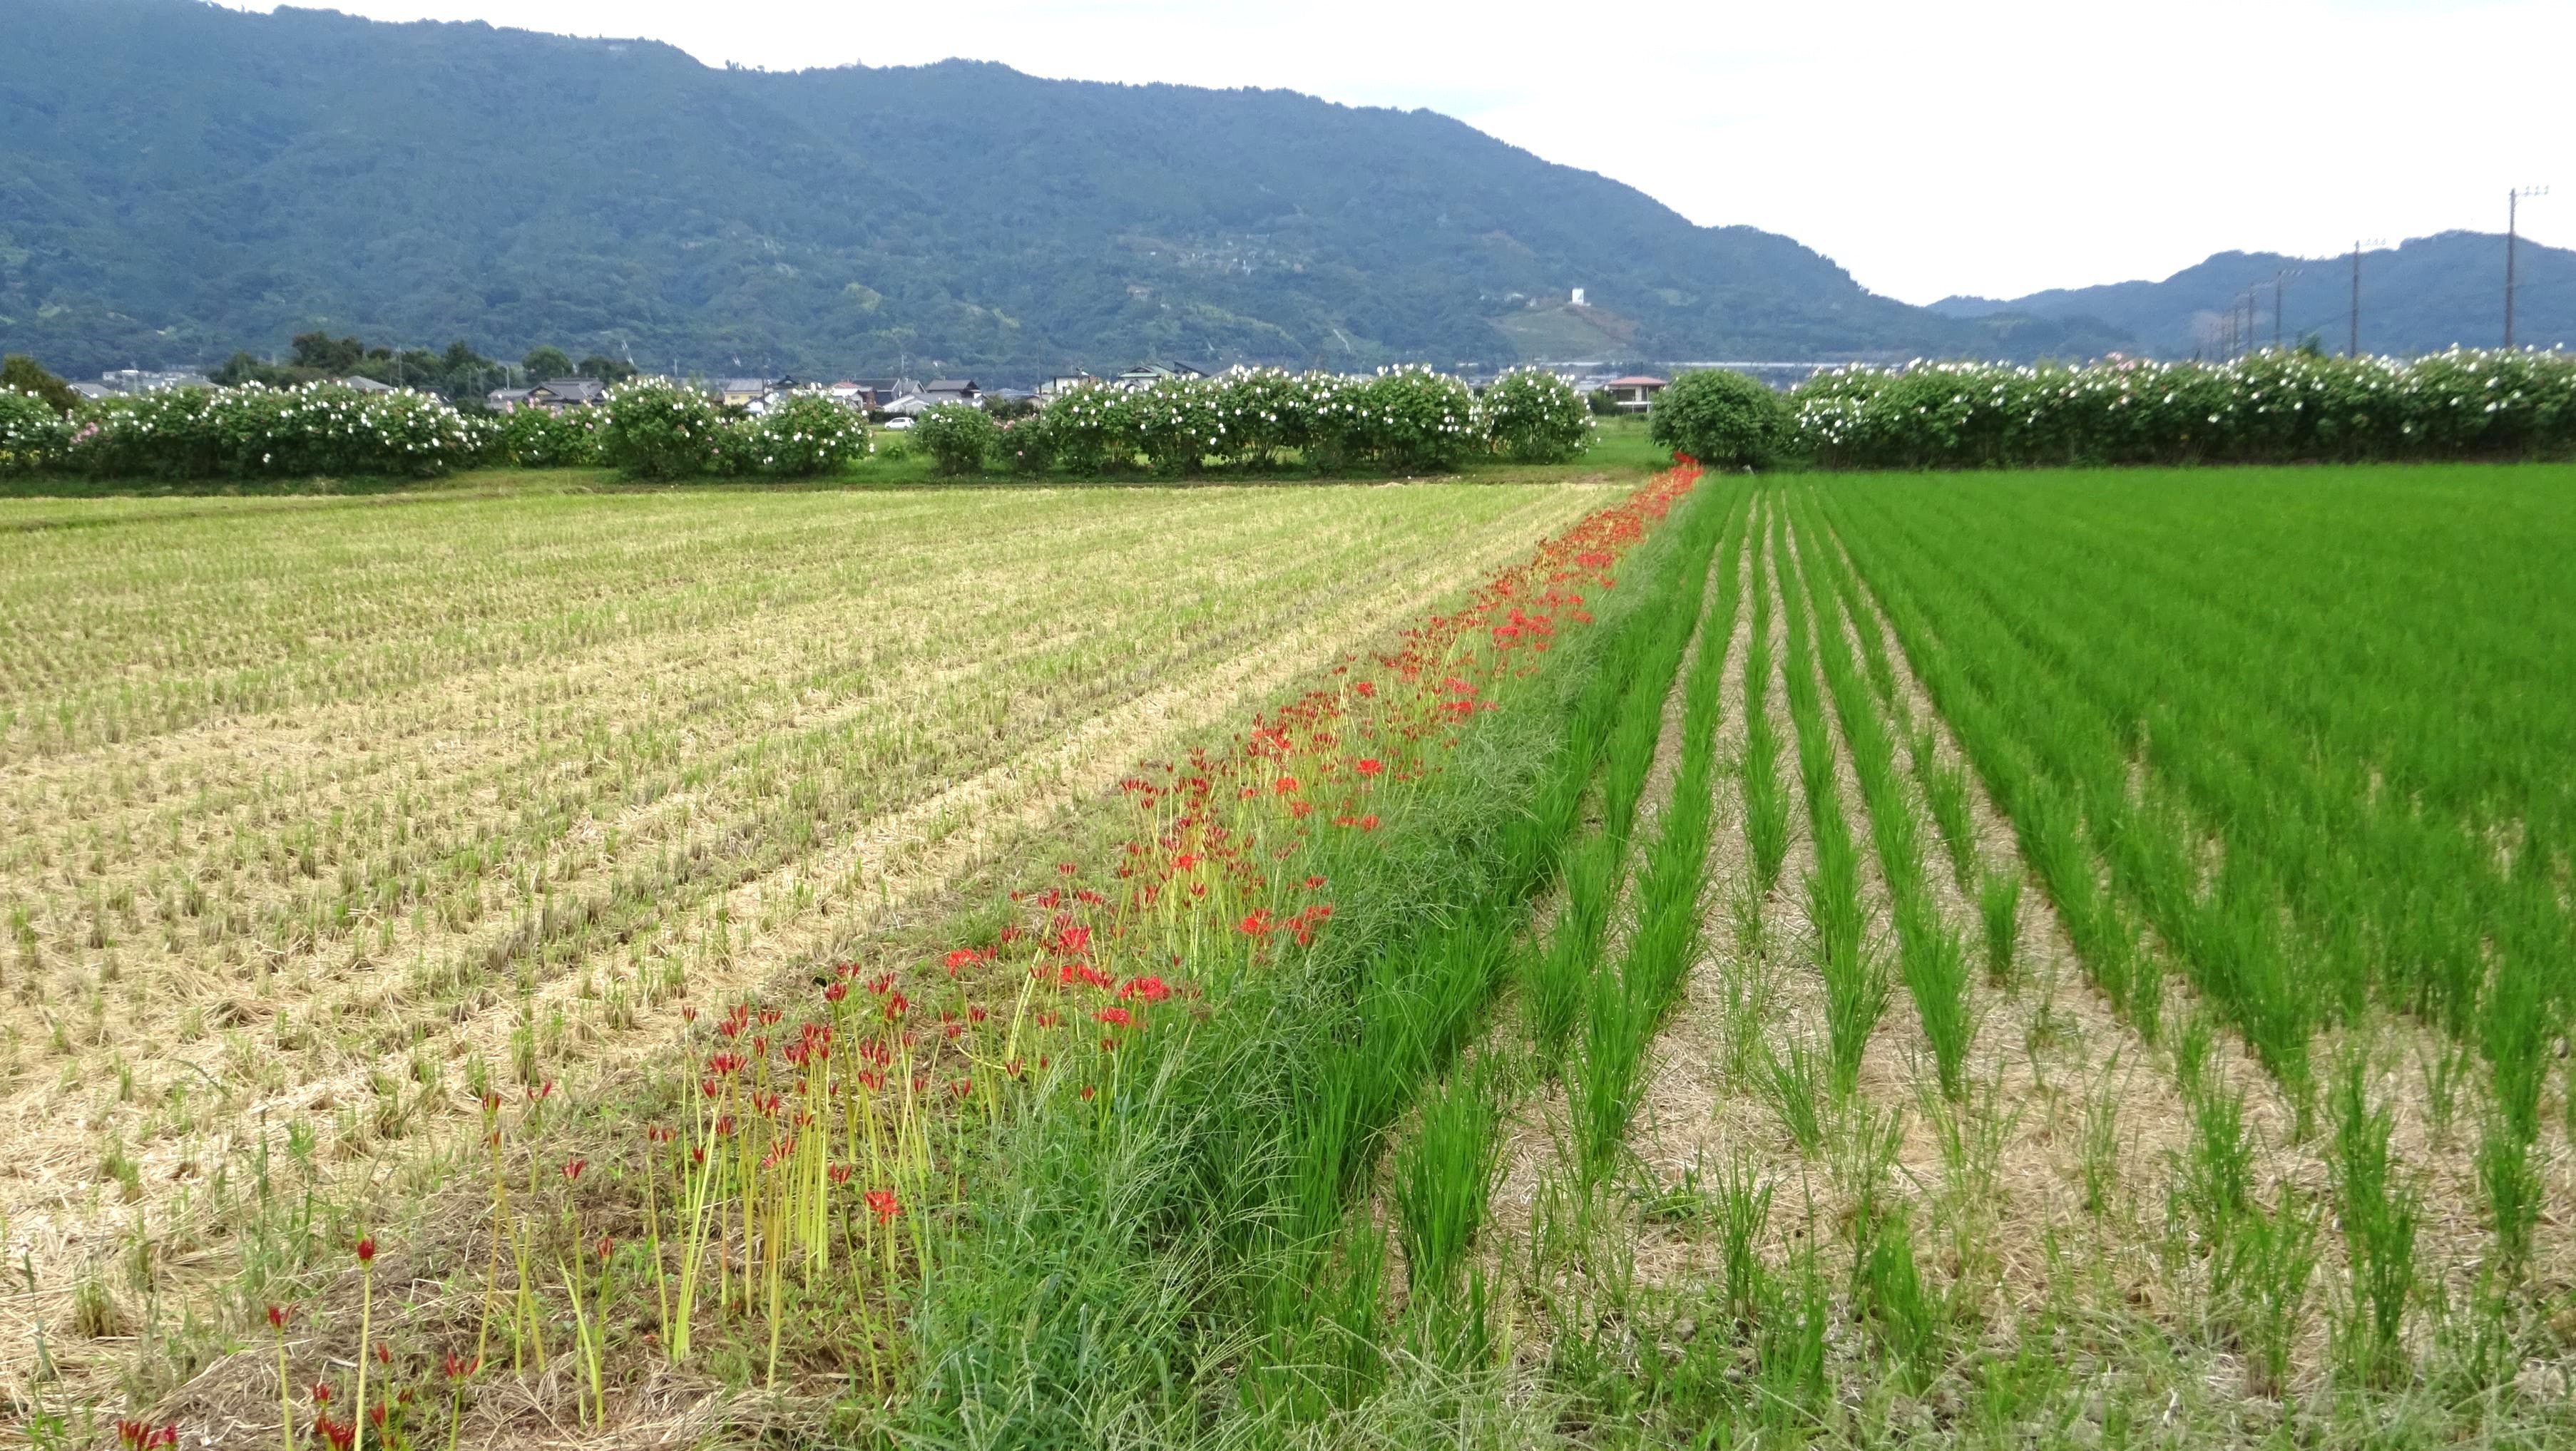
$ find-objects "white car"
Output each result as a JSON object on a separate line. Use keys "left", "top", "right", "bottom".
{"left": 882, "top": 416, "right": 915, "bottom": 431}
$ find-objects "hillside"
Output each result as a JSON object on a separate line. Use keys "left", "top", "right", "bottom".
{"left": 1932, "top": 231, "right": 2576, "bottom": 359}
{"left": 0, "top": 0, "right": 2112, "bottom": 379}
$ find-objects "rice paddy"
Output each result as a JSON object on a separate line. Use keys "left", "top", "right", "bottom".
{"left": 7, "top": 461, "right": 2576, "bottom": 1450}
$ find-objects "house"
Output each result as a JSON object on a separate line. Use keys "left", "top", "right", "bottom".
{"left": 339, "top": 374, "right": 395, "bottom": 394}
{"left": 529, "top": 378, "right": 613, "bottom": 410}
{"left": 487, "top": 386, "right": 536, "bottom": 411}
{"left": 98, "top": 368, "right": 212, "bottom": 394}
{"left": 1115, "top": 362, "right": 1207, "bottom": 389}
{"left": 919, "top": 378, "right": 982, "bottom": 408}
{"left": 715, "top": 377, "right": 790, "bottom": 410}
{"left": 1038, "top": 369, "right": 1100, "bottom": 401}
{"left": 824, "top": 380, "right": 874, "bottom": 408}
{"left": 1601, "top": 375, "right": 1667, "bottom": 411}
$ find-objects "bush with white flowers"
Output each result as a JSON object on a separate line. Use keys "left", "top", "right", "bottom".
{"left": 725, "top": 389, "right": 867, "bottom": 478}
{"left": 58, "top": 381, "right": 489, "bottom": 480}
{"left": 598, "top": 378, "right": 726, "bottom": 481}
{"left": 1787, "top": 347, "right": 2576, "bottom": 469}
{"left": 1481, "top": 367, "right": 1593, "bottom": 463}
{"left": 0, "top": 386, "right": 66, "bottom": 476}
{"left": 491, "top": 404, "right": 605, "bottom": 468}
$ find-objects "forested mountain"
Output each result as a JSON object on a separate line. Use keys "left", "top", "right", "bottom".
{"left": 1931, "top": 231, "right": 2576, "bottom": 360}
{"left": 1, "top": 0, "right": 2110, "bottom": 379}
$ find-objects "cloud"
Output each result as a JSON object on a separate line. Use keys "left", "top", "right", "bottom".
{"left": 210, "top": 0, "right": 2572, "bottom": 302}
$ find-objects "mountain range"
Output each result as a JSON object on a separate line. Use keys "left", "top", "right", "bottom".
{"left": 0, "top": 0, "right": 2120, "bottom": 380}
{"left": 3, "top": 1, "right": 2567, "bottom": 382}
{"left": 1933, "top": 230, "right": 2576, "bottom": 361}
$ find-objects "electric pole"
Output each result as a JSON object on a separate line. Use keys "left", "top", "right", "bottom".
{"left": 2506, "top": 186, "right": 2549, "bottom": 348}
{"left": 2271, "top": 268, "right": 2301, "bottom": 351}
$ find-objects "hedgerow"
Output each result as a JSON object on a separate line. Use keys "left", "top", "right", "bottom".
{"left": 1787, "top": 347, "right": 2576, "bottom": 469}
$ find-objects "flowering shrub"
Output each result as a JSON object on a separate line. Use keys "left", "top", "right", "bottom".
{"left": 1788, "top": 347, "right": 2576, "bottom": 469}
{"left": 1043, "top": 382, "right": 1137, "bottom": 475}
{"left": 1339, "top": 365, "right": 1482, "bottom": 473}
{"left": 996, "top": 410, "right": 1060, "bottom": 475}
{"left": 1481, "top": 367, "right": 1593, "bottom": 463}
{"left": 58, "top": 382, "right": 489, "bottom": 480}
{"left": 0, "top": 386, "right": 65, "bottom": 476}
{"left": 490, "top": 404, "right": 605, "bottom": 468}
{"left": 1129, "top": 375, "right": 1229, "bottom": 475}
{"left": 1650, "top": 367, "right": 1790, "bottom": 470}
{"left": 725, "top": 389, "right": 867, "bottom": 478}
{"left": 912, "top": 402, "right": 997, "bottom": 476}
{"left": 598, "top": 379, "right": 727, "bottom": 481}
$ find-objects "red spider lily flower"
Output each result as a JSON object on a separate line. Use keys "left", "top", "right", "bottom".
{"left": 1057, "top": 861, "right": 1078, "bottom": 876}
{"left": 267, "top": 1303, "right": 288, "bottom": 1329}
{"left": 374, "top": 1340, "right": 391, "bottom": 1365}
{"left": 865, "top": 1189, "right": 901, "bottom": 1224}
{"left": 822, "top": 980, "right": 848, "bottom": 1003}
{"left": 561, "top": 1157, "right": 586, "bottom": 1184}
{"left": 953, "top": 1077, "right": 974, "bottom": 1098}
{"left": 1172, "top": 851, "right": 1200, "bottom": 871}
{"left": 1036, "top": 1010, "right": 1058, "bottom": 1028}
{"left": 681, "top": 1004, "right": 699, "bottom": 1022}
{"left": 1289, "top": 799, "right": 1314, "bottom": 818}
{"left": 442, "top": 1352, "right": 479, "bottom": 1382}
{"left": 1056, "top": 924, "right": 1090, "bottom": 955}
{"left": 311, "top": 1383, "right": 331, "bottom": 1405}
{"left": 968, "top": 1005, "right": 988, "bottom": 1022}
{"left": 354, "top": 1236, "right": 377, "bottom": 1264}
{"left": 883, "top": 991, "right": 909, "bottom": 1022}
{"left": 1273, "top": 774, "right": 1299, "bottom": 796}
{"left": 1354, "top": 757, "right": 1384, "bottom": 777}
{"left": 942, "top": 946, "right": 984, "bottom": 973}
{"left": 1095, "top": 1006, "right": 1133, "bottom": 1028}
{"left": 1359, "top": 814, "right": 1380, "bottom": 831}
{"left": 1238, "top": 909, "right": 1274, "bottom": 938}
{"left": 322, "top": 1418, "right": 356, "bottom": 1451}
{"left": 597, "top": 1235, "right": 614, "bottom": 1263}
{"left": 1118, "top": 975, "right": 1172, "bottom": 1003}
{"left": 1304, "top": 875, "right": 1327, "bottom": 890}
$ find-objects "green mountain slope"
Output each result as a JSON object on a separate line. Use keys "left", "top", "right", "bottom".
{"left": 1931, "top": 231, "right": 2576, "bottom": 359}
{"left": 0, "top": 0, "right": 2109, "bottom": 377}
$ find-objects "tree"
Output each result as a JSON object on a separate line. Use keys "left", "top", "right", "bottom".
{"left": 576, "top": 354, "right": 638, "bottom": 383}
{"left": 1, "top": 354, "right": 81, "bottom": 414}
{"left": 912, "top": 403, "right": 996, "bottom": 476}
{"left": 523, "top": 345, "right": 574, "bottom": 381}
{"left": 1648, "top": 369, "right": 1791, "bottom": 470}
{"left": 290, "top": 332, "right": 366, "bottom": 374}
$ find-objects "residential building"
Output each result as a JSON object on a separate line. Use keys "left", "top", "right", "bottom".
{"left": 1038, "top": 369, "right": 1099, "bottom": 401}
{"left": 339, "top": 374, "right": 395, "bottom": 394}
{"left": 1601, "top": 374, "right": 1667, "bottom": 411}
{"left": 1114, "top": 362, "right": 1207, "bottom": 389}
{"left": 919, "top": 377, "right": 982, "bottom": 409}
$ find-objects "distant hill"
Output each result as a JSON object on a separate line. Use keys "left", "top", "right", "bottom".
{"left": 1932, "top": 231, "right": 2576, "bottom": 359}
{"left": 0, "top": 0, "right": 2116, "bottom": 379}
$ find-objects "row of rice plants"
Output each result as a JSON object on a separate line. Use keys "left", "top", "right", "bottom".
{"left": 1815, "top": 476, "right": 2562, "bottom": 1280}
{"left": 1568, "top": 491, "right": 1752, "bottom": 1179}
{"left": 1767, "top": 506, "right": 1886, "bottom": 1099}
{"left": 1779, "top": 504, "right": 1973, "bottom": 1097}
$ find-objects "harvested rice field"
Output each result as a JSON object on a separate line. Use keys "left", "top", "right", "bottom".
{"left": 9, "top": 463, "right": 2576, "bottom": 1450}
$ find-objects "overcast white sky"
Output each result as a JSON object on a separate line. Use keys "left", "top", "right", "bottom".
{"left": 216, "top": 0, "right": 2569, "bottom": 304}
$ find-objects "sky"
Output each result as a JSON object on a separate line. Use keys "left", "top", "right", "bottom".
{"left": 213, "top": 0, "right": 2570, "bottom": 305}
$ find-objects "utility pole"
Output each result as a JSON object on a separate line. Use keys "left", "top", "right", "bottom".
{"left": 2506, "top": 187, "right": 2549, "bottom": 348}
